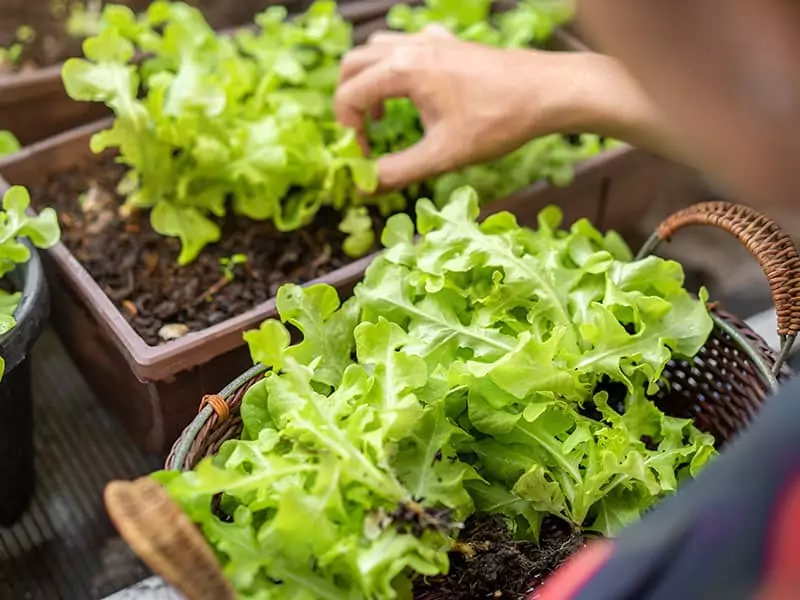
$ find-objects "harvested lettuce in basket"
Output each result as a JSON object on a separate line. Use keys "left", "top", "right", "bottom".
{"left": 154, "top": 187, "right": 716, "bottom": 599}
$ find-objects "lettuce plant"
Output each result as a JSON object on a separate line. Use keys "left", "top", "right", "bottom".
{"left": 156, "top": 187, "right": 716, "bottom": 599}
{"left": 0, "top": 186, "right": 60, "bottom": 380}
{"left": 0, "top": 25, "right": 36, "bottom": 73}
{"left": 62, "top": 1, "right": 378, "bottom": 265}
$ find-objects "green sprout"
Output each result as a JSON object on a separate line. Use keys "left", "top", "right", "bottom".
{"left": 0, "top": 25, "right": 36, "bottom": 70}
{"left": 65, "top": 1, "right": 105, "bottom": 39}
{"left": 219, "top": 253, "right": 248, "bottom": 281}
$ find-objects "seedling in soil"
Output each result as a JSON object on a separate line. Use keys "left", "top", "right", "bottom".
{"left": 219, "top": 253, "right": 248, "bottom": 282}
{"left": 0, "top": 26, "right": 36, "bottom": 74}
{"left": 49, "top": 0, "right": 69, "bottom": 19}
{"left": 190, "top": 254, "right": 252, "bottom": 306}
{"left": 65, "top": 0, "right": 104, "bottom": 39}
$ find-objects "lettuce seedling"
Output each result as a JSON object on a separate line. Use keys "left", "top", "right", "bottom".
{"left": 62, "top": 1, "right": 378, "bottom": 264}
{"left": 0, "top": 131, "right": 21, "bottom": 158}
{"left": 0, "top": 186, "right": 60, "bottom": 379}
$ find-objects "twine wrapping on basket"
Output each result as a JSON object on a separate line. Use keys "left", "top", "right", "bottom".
{"left": 106, "top": 201, "right": 799, "bottom": 600}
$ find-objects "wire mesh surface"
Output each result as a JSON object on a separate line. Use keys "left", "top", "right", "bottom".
{"left": 0, "top": 329, "right": 160, "bottom": 600}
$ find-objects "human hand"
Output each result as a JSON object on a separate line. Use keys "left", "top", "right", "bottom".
{"left": 335, "top": 25, "right": 580, "bottom": 191}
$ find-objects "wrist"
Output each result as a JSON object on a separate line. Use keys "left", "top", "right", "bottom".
{"left": 526, "top": 51, "right": 664, "bottom": 143}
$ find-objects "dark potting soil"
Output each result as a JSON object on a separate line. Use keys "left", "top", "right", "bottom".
{"left": 29, "top": 155, "right": 388, "bottom": 346}
{"left": 0, "top": 279, "right": 15, "bottom": 295}
{"left": 414, "top": 516, "right": 586, "bottom": 600}
{"left": 0, "top": 1, "right": 313, "bottom": 73}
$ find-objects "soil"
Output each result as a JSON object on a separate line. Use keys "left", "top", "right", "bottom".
{"left": 30, "top": 155, "right": 393, "bottom": 346}
{"left": 0, "top": 0, "right": 313, "bottom": 74}
{"left": 413, "top": 516, "right": 586, "bottom": 600}
{"left": 0, "top": 0, "right": 124, "bottom": 74}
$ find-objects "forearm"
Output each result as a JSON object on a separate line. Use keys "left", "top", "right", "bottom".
{"left": 532, "top": 52, "right": 680, "bottom": 159}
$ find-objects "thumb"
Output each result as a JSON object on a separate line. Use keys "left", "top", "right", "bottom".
{"left": 376, "top": 131, "right": 450, "bottom": 191}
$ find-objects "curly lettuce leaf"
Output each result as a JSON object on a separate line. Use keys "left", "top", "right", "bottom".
{"left": 340, "top": 206, "right": 376, "bottom": 258}
{"left": 0, "top": 186, "right": 60, "bottom": 280}
{"left": 0, "top": 185, "right": 60, "bottom": 381}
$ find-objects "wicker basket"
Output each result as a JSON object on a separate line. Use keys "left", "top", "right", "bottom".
{"left": 104, "top": 201, "right": 800, "bottom": 600}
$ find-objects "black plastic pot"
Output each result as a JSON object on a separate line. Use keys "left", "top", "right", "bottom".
{"left": 0, "top": 240, "right": 50, "bottom": 526}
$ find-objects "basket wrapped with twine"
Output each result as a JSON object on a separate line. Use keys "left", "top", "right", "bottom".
{"left": 105, "top": 201, "right": 799, "bottom": 600}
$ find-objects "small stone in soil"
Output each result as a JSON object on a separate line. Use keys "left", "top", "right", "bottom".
{"left": 158, "top": 323, "right": 190, "bottom": 342}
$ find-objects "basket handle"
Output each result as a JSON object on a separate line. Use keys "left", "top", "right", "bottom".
{"left": 105, "top": 478, "right": 235, "bottom": 600}
{"left": 636, "top": 201, "right": 800, "bottom": 375}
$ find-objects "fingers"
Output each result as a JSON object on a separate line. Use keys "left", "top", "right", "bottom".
{"left": 339, "top": 43, "right": 392, "bottom": 85}
{"left": 338, "top": 31, "right": 419, "bottom": 129}
{"left": 335, "top": 24, "right": 459, "bottom": 188}
{"left": 340, "top": 25, "right": 454, "bottom": 85}
{"left": 377, "top": 130, "right": 450, "bottom": 191}
{"left": 335, "top": 59, "right": 413, "bottom": 152}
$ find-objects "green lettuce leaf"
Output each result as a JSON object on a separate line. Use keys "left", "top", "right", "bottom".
{"left": 0, "top": 186, "right": 60, "bottom": 279}
{"left": 0, "top": 289, "right": 21, "bottom": 337}
{"left": 0, "top": 185, "right": 61, "bottom": 381}
{"left": 0, "top": 131, "right": 21, "bottom": 158}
